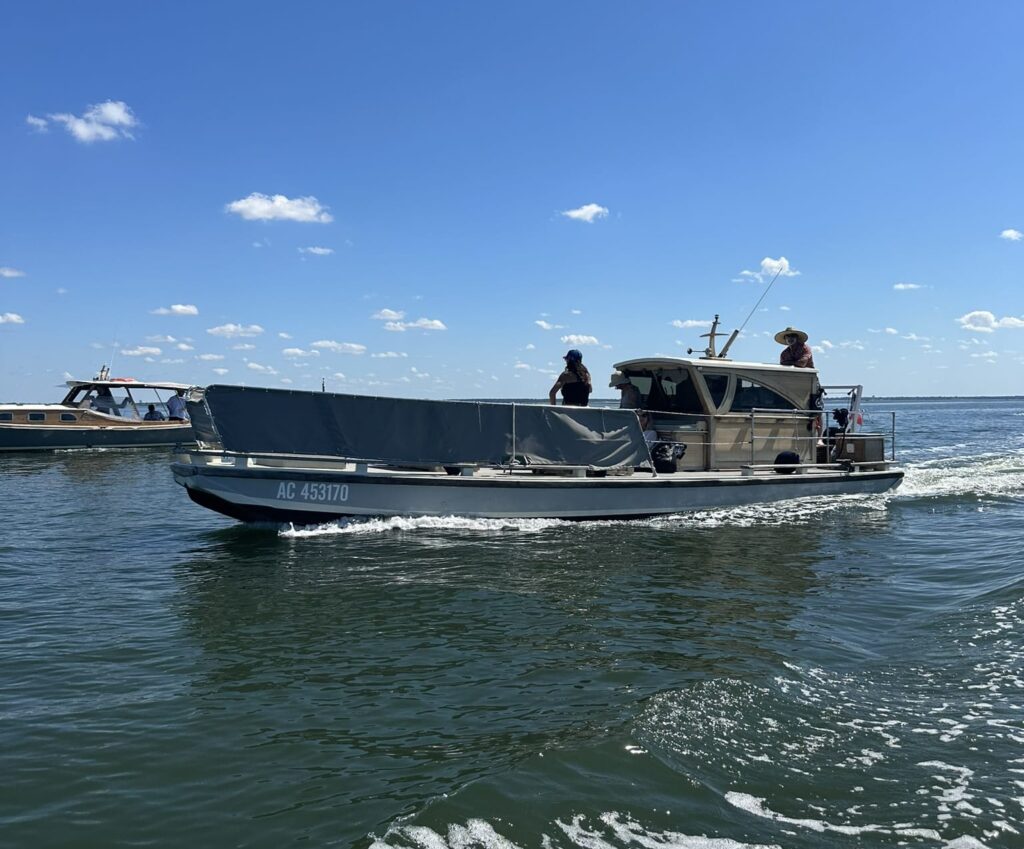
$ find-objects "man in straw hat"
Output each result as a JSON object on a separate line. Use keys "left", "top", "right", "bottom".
{"left": 775, "top": 327, "right": 815, "bottom": 368}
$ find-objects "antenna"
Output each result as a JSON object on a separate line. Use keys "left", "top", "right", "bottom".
{"left": 321, "top": 377, "right": 326, "bottom": 392}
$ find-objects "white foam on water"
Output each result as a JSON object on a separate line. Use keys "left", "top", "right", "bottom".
{"left": 371, "top": 813, "right": 781, "bottom": 848}
{"left": 280, "top": 515, "right": 568, "bottom": 537}
{"left": 896, "top": 450, "right": 1024, "bottom": 501}
{"left": 635, "top": 599, "right": 1024, "bottom": 846}
{"left": 557, "top": 812, "right": 782, "bottom": 848}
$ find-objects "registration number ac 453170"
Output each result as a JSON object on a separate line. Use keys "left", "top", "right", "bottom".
{"left": 276, "top": 482, "right": 350, "bottom": 503}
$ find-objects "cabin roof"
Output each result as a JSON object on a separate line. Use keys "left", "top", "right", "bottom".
{"left": 64, "top": 379, "right": 194, "bottom": 391}
{"left": 614, "top": 356, "right": 818, "bottom": 376}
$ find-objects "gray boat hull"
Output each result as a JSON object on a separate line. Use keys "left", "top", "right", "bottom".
{"left": 172, "top": 460, "right": 903, "bottom": 524}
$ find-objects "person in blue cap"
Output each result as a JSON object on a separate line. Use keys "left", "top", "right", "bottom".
{"left": 548, "top": 348, "right": 592, "bottom": 406}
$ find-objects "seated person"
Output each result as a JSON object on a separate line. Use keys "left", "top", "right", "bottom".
{"left": 610, "top": 373, "right": 642, "bottom": 409}
{"left": 90, "top": 388, "right": 119, "bottom": 415}
{"left": 638, "top": 411, "right": 658, "bottom": 446}
{"left": 143, "top": 404, "right": 166, "bottom": 421}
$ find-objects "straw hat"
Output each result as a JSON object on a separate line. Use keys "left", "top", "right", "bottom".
{"left": 774, "top": 327, "right": 808, "bottom": 345}
{"left": 609, "top": 372, "right": 631, "bottom": 388}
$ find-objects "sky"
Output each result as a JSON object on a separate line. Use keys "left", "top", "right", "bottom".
{"left": 2, "top": 1, "right": 1023, "bottom": 401}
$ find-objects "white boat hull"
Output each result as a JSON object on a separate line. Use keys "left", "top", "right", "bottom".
{"left": 172, "top": 456, "right": 903, "bottom": 523}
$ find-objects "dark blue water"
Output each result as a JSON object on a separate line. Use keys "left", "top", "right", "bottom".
{"left": 2, "top": 398, "right": 1023, "bottom": 848}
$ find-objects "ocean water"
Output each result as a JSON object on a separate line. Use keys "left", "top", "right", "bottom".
{"left": 2, "top": 397, "right": 1023, "bottom": 849}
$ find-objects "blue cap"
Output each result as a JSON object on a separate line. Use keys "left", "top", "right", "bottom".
{"left": 564, "top": 349, "right": 583, "bottom": 362}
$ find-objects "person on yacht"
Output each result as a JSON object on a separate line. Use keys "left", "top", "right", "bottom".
{"left": 143, "top": 404, "right": 166, "bottom": 421}
{"left": 166, "top": 390, "right": 189, "bottom": 421}
{"left": 775, "top": 327, "right": 815, "bottom": 368}
{"left": 549, "top": 349, "right": 592, "bottom": 407}
{"left": 610, "top": 373, "right": 642, "bottom": 409}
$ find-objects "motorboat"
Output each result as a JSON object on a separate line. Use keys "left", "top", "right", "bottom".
{"left": 171, "top": 325, "right": 902, "bottom": 523}
{"left": 0, "top": 365, "right": 195, "bottom": 452}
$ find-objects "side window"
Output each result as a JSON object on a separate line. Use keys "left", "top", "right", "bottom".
{"left": 731, "top": 378, "right": 795, "bottom": 412}
{"left": 28, "top": 412, "right": 46, "bottom": 422}
{"left": 703, "top": 374, "right": 729, "bottom": 410}
{"left": 61, "top": 413, "right": 78, "bottom": 422}
{"left": 667, "top": 372, "right": 702, "bottom": 414}
{"left": 0, "top": 412, "right": 12, "bottom": 422}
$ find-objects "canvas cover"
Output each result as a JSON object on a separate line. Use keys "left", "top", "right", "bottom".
{"left": 191, "top": 385, "right": 652, "bottom": 470}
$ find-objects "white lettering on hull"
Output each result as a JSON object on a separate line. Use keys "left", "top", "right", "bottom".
{"left": 276, "top": 481, "right": 349, "bottom": 503}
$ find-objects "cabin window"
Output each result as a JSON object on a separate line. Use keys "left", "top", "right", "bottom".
{"left": 61, "top": 413, "right": 78, "bottom": 422}
{"left": 0, "top": 413, "right": 11, "bottom": 422}
{"left": 703, "top": 374, "right": 729, "bottom": 410}
{"left": 28, "top": 412, "right": 46, "bottom": 422}
{"left": 637, "top": 370, "right": 703, "bottom": 414}
{"left": 730, "top": 378, "right": 795, "bottom": 412}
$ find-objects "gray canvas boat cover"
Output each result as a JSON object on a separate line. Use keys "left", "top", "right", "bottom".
{"left": 190, "top": 385, "right": 652, "bottom": 470}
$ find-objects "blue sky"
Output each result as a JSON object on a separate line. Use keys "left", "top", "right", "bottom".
{"left": 2, "top": 1, "right": 1023, "bottom": 401}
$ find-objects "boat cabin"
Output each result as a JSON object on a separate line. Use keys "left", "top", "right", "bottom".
{"left": 613, "top": 357, "right": 823, "bottom": 470}
{"left": 59, "top": 379, "right": 192, "bottom": 421}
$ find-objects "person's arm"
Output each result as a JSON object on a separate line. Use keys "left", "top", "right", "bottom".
{"left": 548, "top": 378, "right": 562, "bottom": 405}
{"left": 795, "top": 345, "right": 814, "bottom": 368}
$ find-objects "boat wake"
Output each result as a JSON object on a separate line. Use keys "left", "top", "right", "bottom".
{"left": 369, "top": 596, "right": 1023, "bottom": 848}
{"left": 371, "top": 814, "right": 781, "bottom": 848}
{"left": 280, "top": 515, "right": 568, "bottom": 538}
{"left": 897, "top": 449, "right": 1024, "bottom": 502}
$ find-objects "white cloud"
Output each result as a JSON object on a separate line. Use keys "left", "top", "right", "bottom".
{"left": 207, "top": 323, "right": 264, "bottom": 338}
{"left": 372, "top": 308, "right": 405, "bottom": 321}
{"left": 738, "top": 256, "right": 800, "bottom": 283}
{"left": 197, "top": 353, "right": 225, "bottom": 361}
{"left": 311, "top": 340, "right": 367, "bottom": 354}
{"left": 212, "top": 368, "right": 229, "bottom": 375}
{"left": 226, "top": 193, "right": 332, "bottom": 223}
{"left": 147, "top": 334, "right": 176, "bottom": 343}
{"left": 535, "top": 319, "right": 563, "bottom": 331}
{"left": 957, "top": 310, "right": 1024, "bottom": 333}
{"left": 514, "top": 363, "right": 532, "bottom": 370}
{"left": 232, "top": 343, "right": 256, "bottom": 350}
{"left": 902, "top": 333, "right": 930, "bottom": 342}
{"left": 371, "top": 351, "right": 408, "bottom": 358}
{"left": 571, "top": 309, "right": 582, "bottom": 315}
{"left": 160, "top": 358, "right": 185, "bottom": 364}
{"left": 282, "top": 347, "right": 320, "bottom": 358}
{"left": 56, "top": 288, "right": 68, "bottom": 295}
{"left": 560, "top": 334, "right": 600, "bottom": 346}
{"left": 176, "top": 343, "right": 194, "bottom": 351}
{"left": 999, "top": 229, "right": 1022, "bottom": 241}
{"left": 280, "top": 378, "right": 294, "bottom": 385}
{"left": 525, "top": 343, "right": 536, "bottom": 350}
{"left": 331, "top": 372, "right": 346, "bottom": 380}
{"left": 299, "top": 246, "right": 334, "bottom": 255}
{"left": 151, "top": 303, "right": 199, "bottom": 316}
{"left": 247, "top": 362, "right": 278, "bottom": 374}
{"left": 47, "top": 100, "right": 138, "bottom": 143}
{"left": 278, "top": 332, "right": 292, "bottom": 339}
{"left": 670, "top": 319, "right": 710, "bottom": 329}
{"left": 819, "top": 340, "right": 834, "bottom": 349}
{"left": 121, "top": 345, "right": 160, "bottom": 356}
{"left": 0, "top": 312, "right": 25, "bottom": 324}
{"left": 561, "top": 203, "right": 609, "bottom": 223}
{"left": 885, "top": 327, "right": 899, "bottom": 335}
{"left": 893, "top": 283, "right": 922, "bottom": 291}
{"left": 0, "top": 267, "right": 26, "bottom": 278}
{"left": 384, "top": 318, "right": 447, "bottom": 332}
{"left": 26, "top": 115, "right": 48, "bottom": 132}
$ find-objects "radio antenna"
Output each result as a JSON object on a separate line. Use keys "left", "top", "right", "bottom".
{"left": 735, "top": 264, "right": 786, "bottom": 337}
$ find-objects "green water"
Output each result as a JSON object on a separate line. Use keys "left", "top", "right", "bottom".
{"left": 3, "top": 398, "right": 1024, "bottom": 848}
